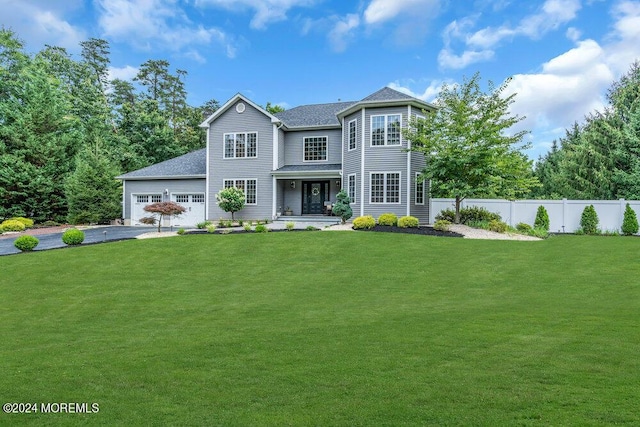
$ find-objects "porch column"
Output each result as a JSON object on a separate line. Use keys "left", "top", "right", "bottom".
{"left": 272, "top": 176, "right": 277, "bottom": 219}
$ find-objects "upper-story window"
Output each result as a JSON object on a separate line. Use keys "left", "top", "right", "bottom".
{"left": 304, "top": 136, "right": 328, "bottom": 161}
{"left": 348, "top": 120, "right": 357, "bottom": 151}
{"left": 224, "top": 132, "right": 257, "bottom": 159}
{"left": 371, "top": 114, "right": 401, "bottom": 146}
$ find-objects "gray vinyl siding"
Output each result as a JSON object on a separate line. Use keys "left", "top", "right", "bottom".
{"left": 207, "top": 100, "right": 274, "bottom": 220}
{"left": 342, "top": 111, "right": 361, "bottom": 209}
{"left": 123, "top": 179, "right": 205, "bottom": 220}
{"left": 409, "top": 107, "right": 429, "bottom": 223}
{"left": 362, "top": 106, "right": 409, "bottom": 219}
{"left": 277, "top": 128, "right": 285, "bottom": 168}
{"left": 282, "top": 128, "right": 342, "bottom": 166}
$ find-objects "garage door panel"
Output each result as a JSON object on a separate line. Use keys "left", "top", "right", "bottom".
{"left": 171, "top": 193, "right": 205, "bottom": 227}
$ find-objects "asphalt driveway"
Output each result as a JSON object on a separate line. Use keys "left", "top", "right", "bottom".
{"left": 0, "top": 226, "right": 163, "bottom": 256}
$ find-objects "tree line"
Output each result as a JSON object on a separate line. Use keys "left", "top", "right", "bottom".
{"left": 532, "top": 62, "right": 640, "bottom": 200}
{"left": 0, "top": 29, "right": 219, "bottom": 223}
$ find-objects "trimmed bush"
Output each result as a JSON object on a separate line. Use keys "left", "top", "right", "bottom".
{"left": 285, "top": 222, "right": 295, "bottom": 231}
{"left": 377, "top": 213, "right": 398, "bottom": 226}
{"left": 2, "top": 219, "right": 26, "bottom": 232}
{"left": 62, "top": 228, "right": 85, "bottom": 245}
{"left": 516, "top": 222, "right": 533, "bottom": 233}
{"left": 534, "top": 206, "right": 550, "bottom": 231}
{"left": 14, "top": 235, "right": 39, "bottom": 252}
{"left": 255, "top": 224, "right": 269, "bottom": 233}
{"left": 41, "top": 220, "right": 60, "bottom": 227}
{"left": 332, "top": 189, "right": 353, "bottom": 224}
{"left": 530, "top": 227, "right": 549, "bottom": 239}
{"left": 207, "top": 225, "right": 217, "bottom": 233}
{"left": 436, "top": 206, "right": 501, "bottom": 224}
{"left": 197, "top": 221, "right": 213, "bottom": 229}
{"left": 398, "top": 216, "right": 419, "bottom": 228}
{"left": 433, "top": 219, "right": 451, "bottom": 232}
{"left": 139, "top": 216, "right": 157, "bottom": 225}
{"left": 177, "top": 228, "right": 186, "bottom": 235}
{"left": 10, "top": 217, "right": 34, "bottom": 228}
{"left": 488, "top": 219, "right": 508, "bottom": 233}
{"left": 352, "top": 215, "right": 376, "bottom": 230}
{"left": 580, "top": 205, "right": 599, "bottom": 235}
{"left": 622, "top": 203, "right": 638, "bottom": 235}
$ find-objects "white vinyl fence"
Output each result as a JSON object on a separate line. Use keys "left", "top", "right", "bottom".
{"left": 430, "top": 198, "right": 640, "bottom": 233}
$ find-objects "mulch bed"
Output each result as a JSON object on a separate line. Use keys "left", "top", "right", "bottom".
{"left": 0, "top": 225, "right": 71, "bottom": 240}
{"left": 360, "top": 225, "right": 464, "bottom": 237}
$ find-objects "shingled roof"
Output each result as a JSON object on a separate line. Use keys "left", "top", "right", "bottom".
{"left": 117, "top": 148, "right": 206, "bottom": 180}
{"left": 274, "top": 101, "right": 355, "bottom": 128}
{"left": 360, "top": 87, "right": 418, "bottom": 102}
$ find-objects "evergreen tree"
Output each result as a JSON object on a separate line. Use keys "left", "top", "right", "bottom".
{"left": 332, "top": 189, "right": 353, "bottom": 224}
{"left": 621, "top": 203, "right": 639, "bottom": 235}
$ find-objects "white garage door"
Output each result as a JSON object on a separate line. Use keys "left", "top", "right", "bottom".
{"left": 132, "top": 194, "right": 163, "bottom": 225}
{"left": 171, "top": 194, "right": 206, "bottom": 227}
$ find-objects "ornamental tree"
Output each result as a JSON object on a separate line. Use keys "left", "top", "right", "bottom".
{"left": 621, "top": 203, "right": 639, "bottom": 235}
{"left": 332, "top": 189, "right": 353, "bottom": 224}
{"left": 215, "top": 187, "right": 245, "bottom": 221}
{"left": 404, "top": 72, "right": 539, "bottom": 223}
{"left": 143, "top": 201, "right": 186, "bottom": 232}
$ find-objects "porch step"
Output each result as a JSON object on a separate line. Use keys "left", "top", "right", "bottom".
{"left": 275, "top": 215, "right": 340, "bottom": 224}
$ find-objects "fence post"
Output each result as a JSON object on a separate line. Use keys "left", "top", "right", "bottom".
{"left": 509, "top": 200, "right": 515, "bottom": 227}
{"left": 562, "top": 198, "right": 568, "bottom": 233}
{"left": 620, "top": 198, "right": 626, "bottom": 231}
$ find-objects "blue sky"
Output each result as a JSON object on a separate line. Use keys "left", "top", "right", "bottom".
{"left": 1, "top": 0, "right": 639, "bottom": 160}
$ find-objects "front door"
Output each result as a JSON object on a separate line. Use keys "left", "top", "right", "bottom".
{"left": 302, "top": 181, "right": 328, "bottom": 214}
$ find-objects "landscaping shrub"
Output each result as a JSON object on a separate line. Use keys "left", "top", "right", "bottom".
{"left": 488, "top": 219, "right": 508, "bottom": 233}
{"left": 207, "top": 225, "right": 217, "bottom": 233}
{"left": 255, "top": 224, "right": 269, "bottom": 233}
{"left": 398, "top": 216, "right": 419, "bottom": 228}
{"left": 436, "top": 206, "right": 501, "bottom": 224}
{"left": 530, "top": 227, "right": 549, "bottom": 239}
{"left": 197, "top": 220, "right": 212, "bottom": 229}
{"left": 433, "top": 219, "right": 451, "bottom": 232}
{"left": 352, "top": 215, "right": 375, "bottom": 230}
{"left": 2, "top": 219, "right": 26, "bottom": 232}
{"left": 580, "top": 205, "right": 599, "bottom": 235}
{"left": 41, "top": 220, "right": 60, "bottom": 227}
{"left": 332, "top": 189, "right": 353, "bottom": 224}
{"left": 14, "top": 235, "right": 39, "bottom": 252}
{"left": 378, "top": 213, "right": 398, "bottom": 226}
{"left": 516, "top": 222, "right": 533, "bottom": 233}
{"left": 10, "top": 217, "right": 34, "bottom": 228}
{"left": 139, "top": 216, "right": 157, "bottom": 226}
{"left": 305, "top": 226, "right": 319, "bottom": 231}
{"left": 177, "top": 228, "right": 186, "bottom": 235}
{"left": 285, "top": 222, "right": 295, "bottom": 231}
{"left": 622, "top": 203, "right": 638, "bottom": 235}
{"left": 534, "top": 206, "right": 550, "bottom": 231}
{"left": 243, "top": 224, "right": 251, "bottom": 232}
{"left": 61, "top": 228, "right": 85, "bottom": 245}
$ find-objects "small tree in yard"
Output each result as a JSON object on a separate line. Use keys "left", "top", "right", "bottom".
{"left": 580, "top": 205, "right": 599, "bottom": 234}
{"left": 143, "top": 201, "right": 186, "bottom": 232}
{"left": 332, "top": 189, "right": 353, "bottom": 224}
{"left": 404, "top": 72, "right": 539, "bottom": 223}
{"left": 534, "top": 205, "right": 550, "bottom": 231}
{"left": 216, "top": 187, "right": 245, "bottom": 221}
{"left": 622, "top": 203, "right": 639, "bottom": 235}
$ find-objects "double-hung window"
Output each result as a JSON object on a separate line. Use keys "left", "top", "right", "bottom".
{"left": 348, "top": 120, "right": 357, "bottom": 151}
{"left": 224, "top": 132, "right": 257, "bottom": 159}
{"left": 348, "top": 174, "right": 356, "bottom": 204}
{"left": 370, "top": 172, "right": 400, "bottom": 204}
{"left": 371, "top": 114, "right": 401, "bottom": 146}
{"left": 304, "top": 136, "right": 327, "bottom": 161}
{"left": 223, "top": 179, "right": 257, "bottom": 204}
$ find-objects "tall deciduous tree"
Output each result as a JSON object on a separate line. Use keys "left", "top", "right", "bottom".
{"left": 404, "top": 72, "right": 538, "bottom": 223}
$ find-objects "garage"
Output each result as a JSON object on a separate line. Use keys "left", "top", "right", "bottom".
{"left": 131, "top": 194, "right": 163, "bottom": 225}
{"left": 171, "top": 193, "right": 206, "bottom": 227}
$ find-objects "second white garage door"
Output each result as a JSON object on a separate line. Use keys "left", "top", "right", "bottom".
{"left": 171, "top": 193, "right": 205, "bottom": 227}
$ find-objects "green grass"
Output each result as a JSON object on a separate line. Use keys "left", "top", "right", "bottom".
{"left": 1, "top": 233, "right": 639, "bottom": 425}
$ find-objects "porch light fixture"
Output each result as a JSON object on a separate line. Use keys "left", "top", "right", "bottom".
{"left": 164, "top": 189, "right": 169, "bottom": 195}
{"left": 336, "top": 180, "right": 341, "bottom": 187}
{"left": 290, "top": 181, "right": 295, "bottom": 189}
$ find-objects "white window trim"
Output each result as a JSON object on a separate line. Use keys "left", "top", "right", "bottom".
{"left": 170, "top": 193, "right": 206, "bottom": 204}
{"left": 370, "top": 114, "right": 402, "bottom": 147}
{"left": 348, "top": 119, "right": 357, "bottom": 151}
{"left": 302, "top": 135, "right": 329, "bottom": 162}
{"left": 347, "top": 173, "right": 357, "bottom": 205}
{"left": 222, "top": 178, "right": 258, "bottom": 205}
{"left": 223, "top": 132, "right": 259, "bottom": 159}
{"left": 133, "top": 193, "right": 163, "bottom": 204}
{"left": 369, "top": 171, "right": 402, "bottom": 205}
{"left": 415, "top": 172, "right": 425, "bottom": 205}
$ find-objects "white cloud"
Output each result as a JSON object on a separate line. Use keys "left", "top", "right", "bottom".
{"left": 440, "top": 0, "right": 581, "bottom": 69}
{"left": 566, "top": 27, "right": 582, "bottom": 41}
{"left": 363, "top": 0, "right": 442, "bottom": 45}
{"left": 97, "top": 0, "right": 238, "bottom": 59}
{"left": 364, "top": 0, "right": 435, "bottom": 25}
{"left": 108, "top": 65, "right": 139, "bottom": 81}
{"left": 0, "top": 0, "right": 85, "bottom": 51}
{"left": 388, "top": 79, "right": 447, "bottom": 102}
{"left": 195, "top": 0, "right": 316, "bottom": 30}
{"left": 327, "top": 14, "right": 360, "bottom": 52}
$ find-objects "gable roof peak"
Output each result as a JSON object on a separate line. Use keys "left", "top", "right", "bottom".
{"left": 361, "top": 86, "right": 419, "bottom": 102}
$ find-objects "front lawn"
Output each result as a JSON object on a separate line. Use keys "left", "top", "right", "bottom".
{"left": 1, "top": 233, "right": 639, "bottom": 425}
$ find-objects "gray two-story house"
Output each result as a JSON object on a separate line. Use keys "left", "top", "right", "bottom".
{"left": 118, "top": 87, "right": 434, "bottom": 227}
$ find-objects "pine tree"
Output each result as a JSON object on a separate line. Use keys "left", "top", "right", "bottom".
{"left": 621, "top": 203, "right": 639, "bottom": 235}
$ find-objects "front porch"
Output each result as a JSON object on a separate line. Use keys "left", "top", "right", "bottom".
{"left": 271, "top": 164, "right": 342, "bottom": 218}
